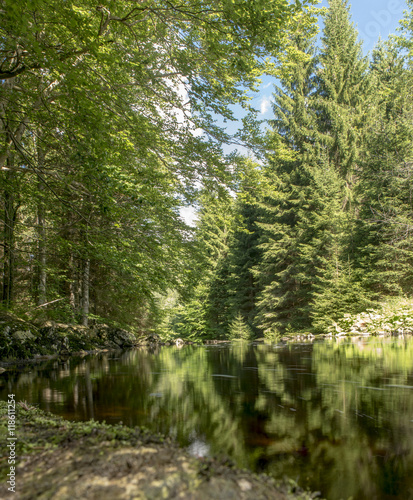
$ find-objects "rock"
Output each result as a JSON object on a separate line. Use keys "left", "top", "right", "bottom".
{"left": 175, "top": 338, "right": 184, "bottom": 347}
{"left": 12, "top": 330, "right": 36, "bottom": 343}
{"left": 238, "top": 478, "right": 252, "bottom": 491}
{"left": 0, "top": 314, "right": 139, "bottom": 361}
{"left": 0, "top": 367, "right": 6, "bottom": 374}
{"left": 108, "top": 328, "right": 137, "bottom": 348}
{"left": 145, "top": 333, "right": 161, "bottom": 344}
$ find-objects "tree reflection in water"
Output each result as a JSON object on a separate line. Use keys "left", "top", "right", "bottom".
{"left": 1, "top": 337, "right": 413, "bottom": 500}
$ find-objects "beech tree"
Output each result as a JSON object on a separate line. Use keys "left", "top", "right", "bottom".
{"left": 0, "top": 0, "right": 317, "bottom": 326}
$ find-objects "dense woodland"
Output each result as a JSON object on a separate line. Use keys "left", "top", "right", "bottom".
{"left": 170, "top": 0, "right": 413, "bottom": 340}
{"left": 1, "top": 0, "right": 413, "bottom": 340}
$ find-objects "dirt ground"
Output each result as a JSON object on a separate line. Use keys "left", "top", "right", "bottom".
{"left": 0, "top": 401, "right": 320, "bottom": 500}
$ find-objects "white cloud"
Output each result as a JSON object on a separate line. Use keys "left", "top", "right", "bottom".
{"left": 260, "top": 95, "right": 273, "bottom": 115}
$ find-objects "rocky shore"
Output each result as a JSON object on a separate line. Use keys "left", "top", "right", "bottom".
{"left": 0, "top": 401, "right": 319, "bottom": 500}
{"left": 0, "top": 314, "right": 174, "bottom": 364}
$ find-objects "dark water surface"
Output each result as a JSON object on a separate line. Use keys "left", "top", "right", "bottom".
{"left": 1, "top": 338, "right": 413, "bottom": 499}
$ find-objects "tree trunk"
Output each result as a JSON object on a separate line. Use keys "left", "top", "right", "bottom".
{"left": 2, "top": 167, "right": 18, "bottom": 308}
{"left": 69, "top": 253, "right": 76, "bottom": 313}
{"left": 37, "top": 176, "right": 47, "bottom": 306}
{"left": 81, "top": 258, "right": 90, "bottom": 326}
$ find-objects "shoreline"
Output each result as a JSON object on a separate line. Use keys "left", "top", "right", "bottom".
{"left": 1, "top": 306, "right": 412, "bottom": 367}
{"left": 0, "top": 401, "right": 320, "bottom": 500}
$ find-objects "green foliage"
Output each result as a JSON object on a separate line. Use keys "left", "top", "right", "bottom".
{"left": 0, "top": 0, "right": 310, "bottom": 328}
{"left": 317, "top": 0, "right": 370, "bottom": 192}
{"left": 311, "top": 255, "right": 375, "bottom": 333}
{"left": 228, "top": 312, "right": 253, "bottom": 340}
{"left": 225, "top": 193, "right": 263, "bottom": 332}
{"left": 254, "top": 32, "right": 333, "bottom": 335}
{"left": 354, "top": 40, "right": 413, "bottom": 298}
{"left": 254, "top": 0, "right": 391, "bottom": 335}
{"left": 329, "top": 298, "right": 413, "bottom": 336}
{"left": 176, "top": 1, "right": 413, "bottom": 340}
{"left": 169, "top": 190, "right": 236, "bottom": 340}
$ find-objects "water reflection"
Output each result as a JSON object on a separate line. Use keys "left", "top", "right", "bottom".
{"left": 1, "top": 338, "right": 413, "bottom": 499}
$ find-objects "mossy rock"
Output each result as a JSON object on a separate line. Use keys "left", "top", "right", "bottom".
{"left": 38, "top": 325, "right": 70, "bottom": 351}
{"left": 0, "top": 315, "right": 139, "bottom": 361}
{"left": 66, "top": 328, "right": 97, "bottom": 351}
{"left": 0, "top": 316, "right": 43, "bottom": 360}
{"left": 12, "top": 330, "right": 36, "bottom": 343}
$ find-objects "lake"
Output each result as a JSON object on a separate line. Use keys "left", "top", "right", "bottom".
{"left": 1, "top": 337, "right": 413, "bottom": 499}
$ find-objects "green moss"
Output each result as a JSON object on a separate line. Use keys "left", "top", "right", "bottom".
{"left": 0, "top": 400, "right": 166, "bottom": 482}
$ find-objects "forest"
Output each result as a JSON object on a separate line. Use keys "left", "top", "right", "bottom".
{"left": 1, "top": 0, "right": 413, "bottom": 342}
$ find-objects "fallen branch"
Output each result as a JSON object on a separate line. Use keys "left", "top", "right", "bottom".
{"left": 34, "top": 298, "right": 65, "bottom": 309}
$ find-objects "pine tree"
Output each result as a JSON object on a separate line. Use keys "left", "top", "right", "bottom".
{"left": 309, "top": 0, "right": 377, "bottom": 330}
{"left": 225, "top": 201, "right": 262, "bottom": 332}
{"left": 317, "top": 0, "right": 370, "bottom": 198}
{"left": 354, "top": 41, "right": 413, "bottom": 298}
{"left": 228, "top": 312, "right": 253, "bottom": 341}
{"left": 254, "top": 33, "right": 335, "bottom": 335}
{"left": 171, "top": 190, "right": 235, "bottom": 340}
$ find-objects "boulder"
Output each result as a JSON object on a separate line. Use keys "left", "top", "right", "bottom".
{"left": 106, "top": 328, "right": 138, "bottom": 348}
{"left": 12, "top": 330, "right": 36, "bottom": 343}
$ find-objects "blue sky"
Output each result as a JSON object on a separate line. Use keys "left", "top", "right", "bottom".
{"left": 181, "top": 0, "right": 408, "bottom": 225}
{"left": 253, "top": 0, "right": 407, "bottom": 121}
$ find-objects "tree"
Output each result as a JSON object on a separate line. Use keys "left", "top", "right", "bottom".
{"left": 354, "top": 41, "right": 413, "bottom": 298}
{"left": 171, "top": 189, "right": 235, "bottom": 340}
{"left": 316, "top": 0, "right": 370, "bottom": 202}
{"left": 254, "top": 32, "right": 331, "bottom": 335}
{"left": 308, "top": 0, "right": 376, "bottom": 329}
{"left": 0, "top": 0, "right": 315, "bottom": 325}
{"left": 228, "top": 312, "right": 253, "bottom": 340}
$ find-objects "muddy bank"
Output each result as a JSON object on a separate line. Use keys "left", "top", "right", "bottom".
{"left": 0, "top": 401, "right": 320, "bottom": 500}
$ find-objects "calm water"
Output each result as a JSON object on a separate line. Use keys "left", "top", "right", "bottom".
{"left": 1, "top": 338, "right": 413, "bottom": 500}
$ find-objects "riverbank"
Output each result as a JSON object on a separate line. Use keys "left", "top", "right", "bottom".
{"left": 0, "top": 313, "right": 168, "bottom": 364}
{"left": 3, "top": 297, "right": 412, "bottom": 365}
{"left": 0, "top": 401, "right": 319, "bottom": 500}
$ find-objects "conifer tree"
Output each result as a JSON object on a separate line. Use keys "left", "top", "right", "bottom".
{"left": 309, "top": 0, "right": 376, "bottom": 329}
{"left": 216, "top": 159, "right": 265, "bottom": 334}
{"left": 317, "top": 0, "right": 370, "bottom": 198}
{"left": 225, "top": 201, "right": 262, "bottom": 332}
{"left": 254, "top": 33, "right": 335, "bottom": 335}
{"left": 171, "top": 190, "right": 235, "bottom": 339}
{"left": 354, "top": 41, "right": 413, "bottom": 298}
{"left": 228, "top": 312, "right": 253, "bottom": 341}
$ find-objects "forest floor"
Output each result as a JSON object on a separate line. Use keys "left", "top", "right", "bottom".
{"left": 0, "top": 401, "right": 320, "bottom": 500}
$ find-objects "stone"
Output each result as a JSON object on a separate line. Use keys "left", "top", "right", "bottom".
{"left": 12, "top": 330, "right": 36, "bottom": 343}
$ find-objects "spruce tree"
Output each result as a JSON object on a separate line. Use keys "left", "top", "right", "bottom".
{"left": 204, "top": 159, "right": 264, "bottom": 338}
{"left": 254, "top": 33, "right": 335, "bottom": 335}
{"left": 354, "top": 41, "right": 413, "bottom": 298}
{"left": 317, "top": 0, "right": 370, "bottom": 195}
{"left": 309, "top": 0, "right": 376, "bottom": 329}
{"left": 171, "top": 190, "right": 235, "bottom": 340}
{"left": 228, "top": 312, "right": 253, "bottom": 341}
{"left": 225, "top": 200, "right": 263, "bottom": 334}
